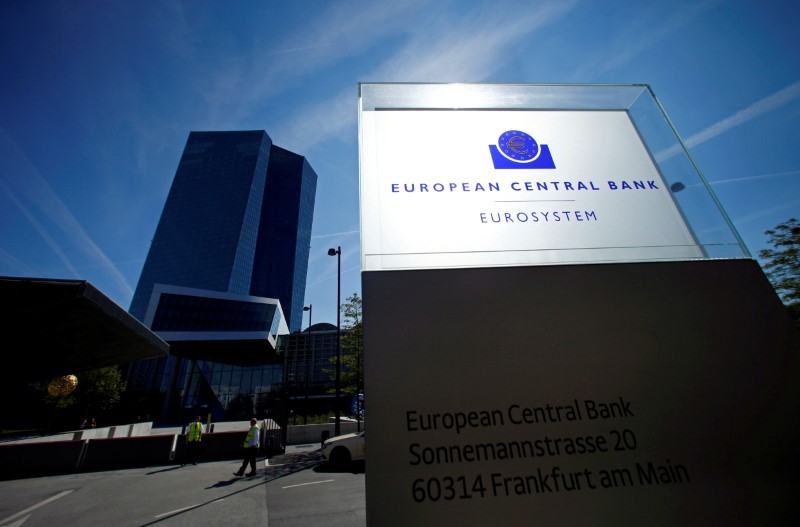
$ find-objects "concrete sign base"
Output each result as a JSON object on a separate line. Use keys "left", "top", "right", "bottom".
{"left": 363, "top": 259, "right": 799, "bottom": 526}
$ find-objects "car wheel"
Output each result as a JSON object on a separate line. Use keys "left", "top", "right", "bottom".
{"left": 330, "top": 447, "right": 351, "bottom": 467}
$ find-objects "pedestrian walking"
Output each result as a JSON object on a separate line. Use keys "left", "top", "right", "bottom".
{"left": 184, "top": 415, "right": 205, "bottom": 465}
{"left": 234, "top": 418, "right": 260, "bottom": 477}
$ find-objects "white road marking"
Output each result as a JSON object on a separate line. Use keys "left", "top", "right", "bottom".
{"left": 282, "top": 479, "right": 335, "bottom": 489}
{"left": 153, "top": 498, "right": 225, "bottom": 519}
{"left": 1, "top": 514, "right": 31, "bottom": 527}
{"left": 0, "top": 490, "right": 74, "bottom": 525}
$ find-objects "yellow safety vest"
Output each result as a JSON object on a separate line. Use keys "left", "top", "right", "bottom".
{"left": 188, "top": 422, "right": 202, "bottom": 442}
{"left": 243, "top": 425, "right": 260, "bottom": 448}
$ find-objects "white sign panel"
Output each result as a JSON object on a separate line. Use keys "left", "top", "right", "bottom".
{"left": 360, "top": 110, "right": 702, "bottom": 271}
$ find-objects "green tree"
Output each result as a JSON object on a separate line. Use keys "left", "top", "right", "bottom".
{"left": 339, "top": 293, "right": 363, "bottom": 396}
{"left": 33, "top": 367, "right": 127, "bottom": 432}
{"left": 327, "top": 293, "right": 364, "bottom": 397}
{"left": 759, "top": 218, "right": 800, "bottom": 322}
{"left": 74, "top": 366, "right": 128, "bottom": 420}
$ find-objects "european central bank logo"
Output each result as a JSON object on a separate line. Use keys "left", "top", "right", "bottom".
{"left": 489, "top": 130, "right": 556, "bottom": 169}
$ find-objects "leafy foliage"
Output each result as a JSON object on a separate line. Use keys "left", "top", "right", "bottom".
{"left": 33, "top": 366, "right": 128, "bottom": 433}
{"left": 328, "top": 293, "right": 364, "bottom": 396}
{"left": 74, "top": 366, "right": 128, "bottom": 414}
{"left": 759, "top": 218, "right": 800, "bottom": 306}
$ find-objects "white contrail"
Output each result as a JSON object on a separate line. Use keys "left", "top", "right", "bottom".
{"left": 656, "top": 80, "right": 800, "bottom": 161}
{"left": 709, "top": 170, "right": 800, "bottom": 186}
{"left": 311, "top": 230, "right": 360, "bottom": 240}
{"left": 0, "top": 129, "right": 133, "bottom": 296}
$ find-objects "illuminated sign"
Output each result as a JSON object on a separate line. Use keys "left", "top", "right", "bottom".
{"left": 359, "top": 85, "right": 780, "bottom": 527}
{"left": 360, "top": 110, "right": 702, "bottom": 271}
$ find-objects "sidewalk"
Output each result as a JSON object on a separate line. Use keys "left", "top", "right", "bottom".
{"left": 282, "top": 443, "right": 322, "bottom": 455}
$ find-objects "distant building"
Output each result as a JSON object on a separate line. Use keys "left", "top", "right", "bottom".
{"left": 279, "top": 322, "right": 363, "bottom": 425}
{"left": 280, "top": 323, "right": 341, "bottom": 422}
{"left": 125, "top": 130, "right": 317, "bottom": 423}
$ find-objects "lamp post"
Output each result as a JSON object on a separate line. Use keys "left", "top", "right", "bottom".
{"left": 303, "top": 305, "right": 312, "bottom": 425}
{"left": 328, "top": 245, "right": 341, "bottom": 436}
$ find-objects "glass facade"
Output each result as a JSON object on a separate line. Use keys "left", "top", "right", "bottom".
{"left": 129, "top": 131, "right": 273, "bottom": 319}
{"left": 178, "top": 359, "right": 285, "bottom": 424}
{"left": 250, "top": 145, "right": 316, "bottom": 333}
{"left": 279, "top": 323, "right": 348, "bottom": 422}
{"left": 282, "top": 323, "right": 340, "bottom": 390}
{"left": 151, "top": 294, "right": 279, "bottom": 334}
{"left": 125, "top": 130, "right": 317, "bottom": 423}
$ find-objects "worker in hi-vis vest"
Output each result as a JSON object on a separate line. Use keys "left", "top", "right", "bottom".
{"left": 234, "top": 418, "right": 260, "bottom": 477}
{"left": 183, "top": 415, "right": 205, "bottom": 465}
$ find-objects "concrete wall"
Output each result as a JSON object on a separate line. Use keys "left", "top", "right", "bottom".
{"left": 0, "top": 440, "right": 87, "bottom": 479}
{"left": 0, "top": 420, "right": 286, "bottom": 480}
{"left": 81, "top": 435, "right": 176, "bottom": 471}
{"left": 8, "top": 422, "right": 155, "bottom": 444}
{"left": 174, "top": 431, "right": 246, "bottom": 463}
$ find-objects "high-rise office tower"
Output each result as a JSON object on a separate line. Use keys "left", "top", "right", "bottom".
{"left": 126, "top": 130, "right": 317, "bottom": 422}
{"left": 130, "top": 130, "right": 316, "bottom": 333}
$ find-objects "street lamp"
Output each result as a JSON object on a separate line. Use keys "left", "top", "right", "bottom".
{"left": 303, "top": 305, "right": 312, "bottom": 425}
{"left": 328, "top": 246, "right": 341, "bottom": 436}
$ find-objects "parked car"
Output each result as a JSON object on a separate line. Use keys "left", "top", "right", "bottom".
{"left": 321, "top": 430, "right": 366, "bottom": 466}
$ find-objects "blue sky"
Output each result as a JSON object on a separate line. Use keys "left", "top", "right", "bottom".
{"left": 1, "top": 0, "right": 798, "bottom": 327}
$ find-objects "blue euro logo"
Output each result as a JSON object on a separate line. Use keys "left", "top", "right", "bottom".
{"left": 499, "top": 130, "right": 539, "bottom": 161}
{"left": 489, "top": 130, "right": 556, "bottom": 169}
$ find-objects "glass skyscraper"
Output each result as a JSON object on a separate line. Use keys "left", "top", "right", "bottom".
{"left": 125, "top": 130, "right": 317, "bottom": 423}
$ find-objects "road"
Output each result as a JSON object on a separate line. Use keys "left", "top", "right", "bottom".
{"left": 266, "top": 457, "right": 366, "bottom": 526}
{"left": 0, "top": 448, "right": 365, "bottom": 527}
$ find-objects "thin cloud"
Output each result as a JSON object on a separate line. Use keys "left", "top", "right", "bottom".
{"left": 311, "top": 230, "right": 360, "bottom": 240}
{"left": 656, "top": 80, "right": 800, "bottom": 161}
{"left": 677, "top": 169, "right": 800, "bottom": 190}
{"left": 0, "top": 129, "right": 133, "bottom": 297}
{"left": 0, "top": 180, "right": 79, "bottom": 277}
{"left": 200, "top": 0, "right": 440, "bottom": 122}
{"left": 709, "top": 170, "right": 800, "bottom": 186}
{"left": 265, "top": 44, "right": 333, "bottom": 57}
{"left": 571, "top": 0, "right": 721, "bottom": 79}
{"left": 306, "top": 264, "right": 361, "bottom": 287}
{"left": 685, "top": 81, "right": 800, "bottom": 148}
{"left": 0, "top": 247, "right": 39, "bottom": 276}
{"left": 695, "top": 197, "right": 800, "bottom": 245}
{"left": 277, "top": 0, "right": 579, "bottom": 150}
{"left": 733, "top": 198, "right": 800, "bottom": 228}
{"left": 371, "top": 2, "right": 579, "bottom": 81}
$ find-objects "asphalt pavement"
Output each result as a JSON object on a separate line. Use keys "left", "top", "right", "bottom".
{"left": 0, "top": 445, "right": 366, "bottom": 527}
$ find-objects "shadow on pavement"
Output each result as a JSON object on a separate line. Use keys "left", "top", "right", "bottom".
{"left": 314, "top": 459, "right": 365, "bottom": 474}
{"left": 145, "top": 465, "right": 185, "bottom": 476}
{"left": 264, "top": 451, "right": 326, "bottom": 482}
{"left": 206, "top": 477, "right": 242, "bottom": 489}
